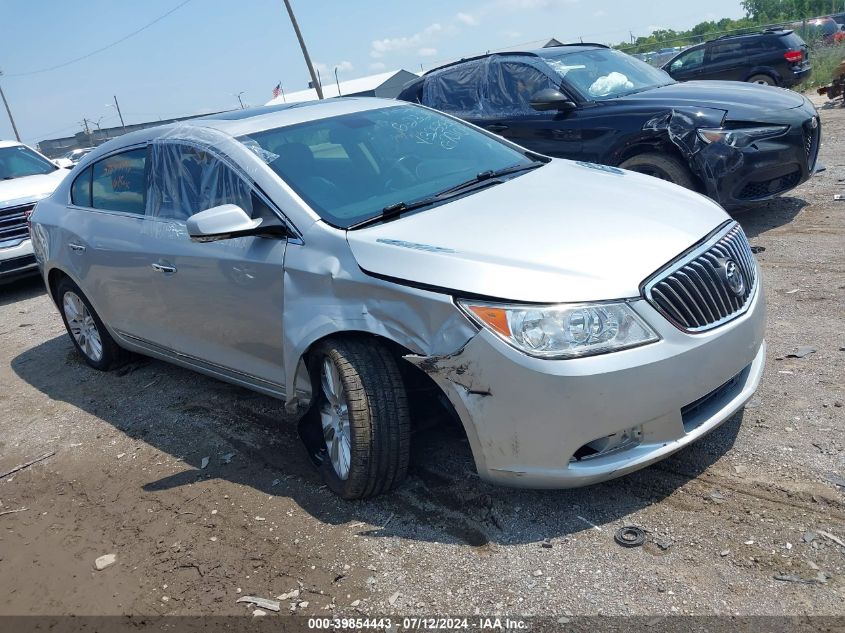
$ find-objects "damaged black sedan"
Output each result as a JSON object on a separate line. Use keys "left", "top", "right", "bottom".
{"left": 398, "top": 45, "right": 821, "bottom": 210}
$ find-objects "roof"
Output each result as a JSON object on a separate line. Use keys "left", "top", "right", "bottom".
{"left": 423, "top": 45, "right": 608, "bottom": 75}
{"left": 265, "top": 70, "right": 415, "bottom": 106}
{"left": 75, "top": 97, "right": 409, "bottom": 159}
{"left": 0, "top": 140, "right": 25, "bottom": 149}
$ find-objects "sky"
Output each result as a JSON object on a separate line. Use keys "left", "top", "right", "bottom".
{"left": 0, "top": 0, "right": 746, "bottom": 146}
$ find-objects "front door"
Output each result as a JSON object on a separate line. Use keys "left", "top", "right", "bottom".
{"left": 477, "top": 59, "right": 583, "bottom": 157}
{"left": 144, "top": 143, "right": 287, "bottom": 390}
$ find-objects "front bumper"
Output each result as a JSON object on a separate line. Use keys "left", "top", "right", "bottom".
{"left": 409, "top": 285, "right": 766, "bottom": 488}
{"left": 0, "top": 238, "right": 37, "bottom": 282}
{"left": 701, "top": 105, "right": 820, "bottom": 210}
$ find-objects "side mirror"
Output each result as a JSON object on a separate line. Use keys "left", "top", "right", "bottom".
{"left": 187, "top": 204, "right": 265, "bottom": 242}
{"left": 530, "top": 89, "right": 577, "bottom": 112}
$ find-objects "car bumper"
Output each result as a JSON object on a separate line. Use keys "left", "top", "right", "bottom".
{"left": 703, "top": 104, "right": 820, "bottom": 210}
{"left": 408, "top": 286, "right": 766, "bottom": 488}
{"left": 0, "top": 239, "right": 37, "bottom": 282}
{"left": 781, "top": 65, "right": 812, "bottom": 88}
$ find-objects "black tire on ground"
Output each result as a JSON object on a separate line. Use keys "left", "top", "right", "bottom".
{"left": 55, "top": 276, "right": 127, "bottom": 371}
{"left": 747, "top": 74, "right": 776, "bottom": 86}
{"left": 309, "top": 337, "right": 410, "bottom": 499}
{"left": 619, "top": 152, "right": 697, "bottom": 190}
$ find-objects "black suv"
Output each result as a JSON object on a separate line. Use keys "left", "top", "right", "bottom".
{"left": 662, "top": 30, "right": 811, "bottom": 87}
{"left": 398, "top": 45, "right": 821, "bottom": 210}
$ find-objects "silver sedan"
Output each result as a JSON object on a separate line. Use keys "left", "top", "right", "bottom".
{"left": 29, "top": 98, "right": 765, "bottom": 498}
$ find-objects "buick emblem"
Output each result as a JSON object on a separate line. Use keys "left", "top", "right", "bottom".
{"left": 721, "top": 259, "right": 745, "bottom": 296}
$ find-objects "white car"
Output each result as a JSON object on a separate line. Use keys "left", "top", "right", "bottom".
{"left": 1, "top": 140, "right": 69, "bottom": 282}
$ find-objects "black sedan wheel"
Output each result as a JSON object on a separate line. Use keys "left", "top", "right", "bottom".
{"left": 619, "top": 153, "right": 696, "bottom": 190}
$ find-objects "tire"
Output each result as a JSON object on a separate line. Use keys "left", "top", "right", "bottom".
{"left": 747, "top": 74, "right": 776, "bottom": 86}
{"left": 619, "top": 152, "right": 696, "bottom": 190}
{"left": 308, "top": 337, "right": 410, "bottom": 499}
{"left": 56, "top": 277, "right": 127, "bottom": 371}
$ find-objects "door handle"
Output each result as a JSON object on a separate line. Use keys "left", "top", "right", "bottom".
{"left": 68, "top": 243, "right": 86, "bottom": 253}
{"left": 486, "top": 124, "right": 508, "bottom": 133}
{"left": 151, "top": 263, "right": 177, "bottom": 274}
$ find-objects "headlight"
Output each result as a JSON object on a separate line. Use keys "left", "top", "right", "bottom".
{"left": 457, "top": 300, "right": 659, "bottom": 359}
{"left": 697, "top": 125, "right": 789, "bottom": 148}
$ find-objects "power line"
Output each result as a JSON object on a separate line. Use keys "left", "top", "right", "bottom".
{"left": 5, "top": 0, "right": 193, "bottom": 78}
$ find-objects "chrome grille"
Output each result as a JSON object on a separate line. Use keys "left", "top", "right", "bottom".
{"left": 0, "top": 203, "right": 34, "bottom": 246}
{"left": 644, "top": 223, "right": 757, "bottom": 333}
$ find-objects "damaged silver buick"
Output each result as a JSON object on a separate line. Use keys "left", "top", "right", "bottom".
{"left": 30, "top": 98, "right": 766, "bottom": 498}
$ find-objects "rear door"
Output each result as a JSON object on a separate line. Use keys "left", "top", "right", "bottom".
{"left": 703, "top": 41, "right": 749, "bottom": 81}
{"left": 63, "top": 147, "right": 166, "bottom": 344}
{"left": 144, "top": 142, "right": 287, "bottom": 388}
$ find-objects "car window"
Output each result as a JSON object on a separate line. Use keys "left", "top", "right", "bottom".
{"left": 669, "top": 48, "right": 704, "bottom": 72}
{"left": 422, "top": 60, "right": 486, "bottom": 116}
{"left": 543, "top": 48, "right": 673, "bottom": 100}
{"left": 0, "top": 145, "right": 58, "bottom": 180}
{"left": 487, "top": 60, "right": 558, "bottom": 113}
{"left": 148, "top": 143, "right": 268, "bottom": 221}
{"left": 70, "top": 166, "right": 93, "bottom": 207}
{"left": 239, "top": 105, "right": 536, "bottom": 229}
{"left": 708, "top": 41, "right": 745, "bottom": 63}
{"left": 91, "top": 148, "right": 147, "bottom": 215}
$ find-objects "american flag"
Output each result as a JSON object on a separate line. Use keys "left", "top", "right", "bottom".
{"left": 272, "top": 82, "right": 281, "bottom": 98}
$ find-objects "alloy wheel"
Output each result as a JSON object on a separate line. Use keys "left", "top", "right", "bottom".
{"left": 319, "top": 356, "right": 352, "bottom": 480}
{"left": 63, "top": 291, "right": 103, "bottom": 362}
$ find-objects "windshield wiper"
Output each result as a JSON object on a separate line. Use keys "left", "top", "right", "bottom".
{"left": 349, "top": 161, "right": 544, "bottom": 230}
{"left": 435, "top": 162, "right": 543, "bottom": 198}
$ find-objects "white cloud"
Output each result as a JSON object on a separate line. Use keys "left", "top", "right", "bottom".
{"left": 314, "top": 60, "right": 354, "bottom": 75}
{"left": 418, "top": 47, "right": 438, "bottom": 57}
{"left": 495, "top": 0, "right": 579, "bottom": 9}
{"left": 593, "top": 9, "right": 606, "bottom": 17}
{"left": 369, "top": 62, "right": 386, "bottom": 71}
{"left": 456, "top": 12, "right": 478, "bottom": 26}
{"left": 370, "top": 23, "right": 443, "bottom": 58}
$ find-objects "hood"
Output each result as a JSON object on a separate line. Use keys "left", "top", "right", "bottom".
{"left": 346, "top": 160, "right": 729, "bottom": 303}
{"left": 617, "top": 80, "right": 806, "bottom": 119}
{"left": 0, "top": 169, "right": 69, "bottom": 208}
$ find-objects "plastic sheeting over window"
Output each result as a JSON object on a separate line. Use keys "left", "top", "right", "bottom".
{"left": 423, "top": 55, "right": 561, "bottom": 118}
{"left": 148, "top": 141, "right": 258, "bottom": 221}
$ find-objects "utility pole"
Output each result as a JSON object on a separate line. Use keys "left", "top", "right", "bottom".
{"left": 0, "top": 70, "right": 21, "bottom": 142}
{"left": 334, "top": 67, "right": 342, "bottom": 96}
{"left": 113, "top": 95, "right": 126, "bottom": 131}
{"left": 282, "top": 0, "right": 323, "bottom": 99}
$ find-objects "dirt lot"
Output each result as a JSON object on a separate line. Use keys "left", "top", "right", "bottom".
{"left": 0, "top": 96, "right": 843, "bottom": 619}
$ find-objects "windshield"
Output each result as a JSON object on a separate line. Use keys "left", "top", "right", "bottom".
{"left": 239, "top": 105, "right": 534, "bottom": 228}
{"left": 0, "top": 145, "right": 58, "bottom": 180}
{"left": 543, "top": 48, "right": 674, "bottom": 100}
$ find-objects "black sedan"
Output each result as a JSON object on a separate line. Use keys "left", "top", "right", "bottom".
{"left": 398, "top": 45, "right": 820, "bottom": 210}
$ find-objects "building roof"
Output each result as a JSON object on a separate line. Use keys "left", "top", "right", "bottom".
{"left": 265, "top": 70, "right": 416, "bottom": 105}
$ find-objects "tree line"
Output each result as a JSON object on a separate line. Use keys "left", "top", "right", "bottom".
{"left": 614, "top": 0, "right": 843, "bottom": 53}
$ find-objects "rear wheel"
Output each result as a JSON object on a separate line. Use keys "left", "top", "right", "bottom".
{"left": 56, "top": 277, "right": 126, "bottom": 371}
{"left": 309, "top": 338, "right": 410, "bottom": 499}
{"left": 748, "top": 74, "right": 776, "bottom": 86}
{"left": 619, "top": 152, "right": 696, "bottom": 190}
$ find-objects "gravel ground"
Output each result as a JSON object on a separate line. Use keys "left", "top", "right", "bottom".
{"left": 0, "top": 95, "right": 843, "bottom": 619}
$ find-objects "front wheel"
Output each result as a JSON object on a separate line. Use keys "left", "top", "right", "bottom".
{"left": 619, "top": 152, "right": 696, "bottom": 190}
{"left": 309, "top": 338, "right": 410, "bottom": 499}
